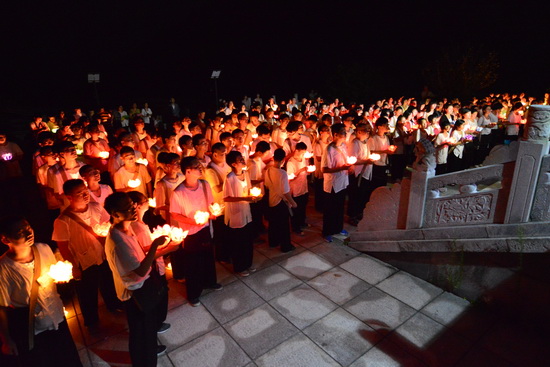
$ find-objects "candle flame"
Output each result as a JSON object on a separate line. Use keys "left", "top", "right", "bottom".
{"left": 148, "top": 197, "right": 156, "bottom": 207}
{"left": 2, "top": 153, "right": 13, "bottom": 161}
{"left": 388, "top": 145, "right": 397, "bottom": 152}
{"left": 76, "top": 148, "right": 84, "bottom": 155}
{"left": 151, "top": 224, "right": 188, "bottom": 242}
{"left": 209, "top": 203, "right": 224, "bottom": 216}
{"left": 250, "top": 187, "right": 262, "bottom": 197}
{"left": 288, "top": 173, "right": 296, "bottom": 180}
{"left": 307, "top": 165, "right": 316, "bottom": 173}
{"left": 128, "top": 178, "right": 141, "bottom": 188}
{"left": 304, "top": 151, "right": 314, "bottom": 159}
{"left": 369, "top": 153, "right": 381, "bottom": 161}
{"left": 93, "top": 222, "right": 110, "bottom": 237}
{"left": 194, "top": 210, "right": 210, "bottom": 225}
{"left": 347, "top": 156, "right": 357, "bottom": 165}
{"left": 136, "top": 158, "right": 148, "bottom": 166}
{"left": 48, "top": 261, "right": 73, "bottom": 283}
{"left": 98, "top": 151, "right": 109, "bottom": 159}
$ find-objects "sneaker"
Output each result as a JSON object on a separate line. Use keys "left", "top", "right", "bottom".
{"left": 281, "top": 245, "right": 296, "bottom": 253}
{"left": 157, "top": 345, "right": 167, "bottom": 356}
{"left": 293, "top": 230, "right": 305, "bottom": 236}
{"left": 248, "top": 267, "right": 257, "bottom": 273}
{"left": 157, "top": 322, "right": 171, "bottom": 334}
{"left": 238, "top": 270, "right": 250, "bottom": 277}
{"left": 208, "top": 283, "right": 223, "bottom": 291}
{"left": 324, "top": 235, "right": 333, "bottom": 243}
{"left": 339, "top": 230, "right": 349, "bottom": 236}
{"left": 189, "top": 298, "right": 201, "bottom": 307}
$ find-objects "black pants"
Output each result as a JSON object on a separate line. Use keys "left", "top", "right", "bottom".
{"left": 212, "top": 215, "right": 230, "bottom": 262}
{"left": 156, "top": 275, "right": 169, "bottom": 330}
{"left": 390, "top": 154, "right": 407, "bottom": 181}
{"left": 250, "top": 195, "right": 267, "bottom": 237}
{"left": 314, "top": 177, "right": 325, "bottom": 212}
{"left": 347, "top": 174, "right": 371, "bottom": 220}
{"left": 181, "top": 227, "right": 218, "bottom": 300}
{"left": 227, "top": 222, "right": 254, "bottom": 273}
{"left": 125, "top": 296, "right": 159, "bottom": 367}
{"left": 1, "top": 318, "right": 81, "bottom": 367}
{"left": 76, "top": 260, "right": 121, "bottom": 326}
{"left": 291, "top": 193, "right": 309, "bottom": 232}
{"left": 436, "top": 163, "right": 448, "bottom": 176}
{"left": 322, "top": 188, "right": 346, "bottom": 236}
{"left": 268, "top": 201, "right": 293, "bottom": 251}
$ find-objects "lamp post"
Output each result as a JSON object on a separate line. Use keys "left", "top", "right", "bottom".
{"left": 87, "top": 73, "right": 100, "bottom": 107}
{"left": 211, "top": 70, "right": 221, "bottom": 113}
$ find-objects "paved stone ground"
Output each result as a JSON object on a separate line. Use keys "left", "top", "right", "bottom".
{"left": 64, "top": 203, "right": 546, "bottom": 367}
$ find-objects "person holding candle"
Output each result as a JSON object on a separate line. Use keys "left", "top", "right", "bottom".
{"left": 47, "top": 141, "right": 84, "bottom": 210}
{"left": 287, "top": 142, "right": 310, "bottom": 235}
{"left": 265, "top": 148, "right": 297, "bottom": 251}
{"left": 223, "top": 151, "right": 258, "bottom": 276}
{"left": 367, "top": 118, "right": 394, "bottom": 196}
{"left": 170, "top": 157, "right": 221, "bottom": 304}
{"left": 448, "top": 120, "right": 467, "bottom": 173}
{"left": 83, "top": 123, "right": 110, "bottom": 173}
{"left": 192, "top": 134, "right": 211, "bottom": 169}
{"left": 204, "top": 143, "right": 232, "bottom": 263}
{"left": 231, "top": 129, "right": 250, "bottom": 162}
{"left": 104, "top": 192, "right": 179, "bottom": 366}
{"left": 434, "top": 121, "right": 454, "bottom": 175}
{"left": 313, "top": 124, "right": 331, "bottom": 212}
{"left": 248, "top": 141, "right": 271, "bottom": 239}
{"left": 504, "top": 102, "right": 523, "bottom": 143}
{"left": 127, "top": 191, "right": 171, "bottom": 335}
{"left": 0, "top": 216, "right": 82, "bottom": 367}
{"left": 113, "top": 146, "right": 152, "bottom": 197}
{"left": 52, "top": 179, "right": 122, "bottom": 327}
{"left": 321, "top": 123, "right": 352, "bottom": 242}
{"left": 347, "top": 123, "right": 375, "bottom": 226}
{"left": 80, "top": 165, "right": 113, "bottom": 207}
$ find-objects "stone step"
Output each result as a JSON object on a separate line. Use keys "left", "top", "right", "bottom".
{"left": 349, "top": 236, "right": 550, "bottom": 253}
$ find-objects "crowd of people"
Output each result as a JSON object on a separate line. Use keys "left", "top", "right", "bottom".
{"left": 0, "top": 91, "right": 547, "bottom": 366}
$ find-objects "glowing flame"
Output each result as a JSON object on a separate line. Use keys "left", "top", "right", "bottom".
{"left": 220, "top": 124, "right": 225, "bottom": 128}
{"left": 250, "top": 187, "right": 262, "bottom": 197}
{"left": 98, "top": 151, "right": 109, "bottom": 159}
{"left": 63, "top": 307, "right": 69, "bottom": 317}
{"left": 151, "top": 224, "right": 188, "bottom": 243}
{"left": 209, "top": 203, "right": 225, "bottom": 217}
{"left": 304, "top": 151, "right": 314, "bottom": 159}
{"left": 388, "top": 145, "right": 397, "bottom": 152}
{"left": 347, "top": 156, "right": 357, "bottom": 165}
{"left": 148, "top": 197, "right": 156, "bottom": 207}
{"left": 166, "top": 262, "right": 172, "bottom": 271}
{"left": 288, "top": 173, "right": 296, "bottom": 180}
{"left": 2, "top": 153, "right": 13, "bottom": 161}
{"left": 76, "top": 148, "right": 84, "bottom": 155}
{"left": 194, "top": 210, "right": 210, "bottom": 225}
{"left": 51, "top": 127, "right": 59, "bottom": 134}
{"left": 241, "top": 166, "right": 248, "bottom": 171}
{"left": 252, "top": 133, "right": 258, "bottom": 139}
{"left": 136, "top": 158, "right": 148, "bottom": 166}
{"left": 48, "top": 261, "right": 73, "bottom": 283}
{"left": 307, "top": 165, "right": 316, "bottom": 173}
{"left": 369, "top": 153, "right": 381, "bottom": 161}
{"left": 128, "top": 179, "right": 141, "bottom": 188}
{"left": 93, "top": 222, "right": 110, "bottom": 237}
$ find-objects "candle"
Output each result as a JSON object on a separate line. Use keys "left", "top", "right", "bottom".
{"left": 304, "top": 151, "right": 314, "bottom": 159}
{"left": 2, "top": 153, "right": 13, "bottom": 161}
{"left": 369, "top": 153, "right": 381, "bottom": 161}
{"left": 128, "top": 179, "right": 141, "bottom": 188}
{"left": 288, "top": 173, "right": 296, "bottom": 180}
{"left": 220, "top": 124, "right": 225, "bottom": 129}
{"left": 241, "top": 166, "right": 248, "bottom": 171}
{"left": 250, "top": 187, "right": 262, "bottom": 197}
{"left": 388, "top": 145, "right": 397, "bottom": 152}
{"left": 209, "top": 203, "right": 225, "bottom": 217}
{"left": 98, "top": 151, "right": 109, "bottom": 159}
{"left": 148, "top": 197, "right": 156, "bottom": 208}
{"left": 307, "top": 165, "right": 316, "bottom": 173}
{"left": 151, "top": 224, "right": 188, "bottom": 243}
{"left": 93, "top": 222, "right": 111, "bottom": 237}
{"left": 165, "top": 262, "right": 172, "bottom": 271}
{"left": 194, "top": 210, "right": 210, "bottom": 225}
{"left": 136, "top": 158, "right": 148, "bottom": 166}
{"left": 76, "top": 148, "right": 84, "bottom": 155}
{"left": 252, "top": 133, "right": 258, "bottom": 139}
{"left": 48, "top": 261, "right": 73, "bottom": 283}
{"left": 346, "top": 156, "right": 357, "bottom": 165}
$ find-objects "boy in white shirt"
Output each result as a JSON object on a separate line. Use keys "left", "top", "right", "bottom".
{"left": 113, "top": 146, "right": 152, "bottom": 197}
{"left": 264, "top": 149, "right": 297, "bottom": 252}
{"left": 154, "top": 153, "right": 184, "bottom": 224}
{"left": 248, "top": 141, "right": 270, "bottom": 239}
{"left": 80, "top": 165, "right": 113, "bottom": 207}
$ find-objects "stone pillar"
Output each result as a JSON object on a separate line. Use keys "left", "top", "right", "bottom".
{"left": 406, "top": 170, "right": 429, "bottom": 229}
{"left": 505, "top": 105, "right": 550, "bottom": 223}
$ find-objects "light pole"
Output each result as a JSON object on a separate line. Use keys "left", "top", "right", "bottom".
{"left": 211, "top": 70, "right": 221, "bottom": 113}
{"left": 87, "top": 73, "right": 100, "bottom": 107}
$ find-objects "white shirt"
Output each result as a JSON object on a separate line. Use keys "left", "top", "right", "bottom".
{"left": 507, "top": 112, "right": 521, "bottom": 136}
{"left": 113, "top": 164, "right": 151, "bottom": 197}
{"left": 105, "top": 227, "right": 150, "bottom": 301}
{"left": 0, "top": 243, "right": 65, "bottom": 335}
{"left": 248, "top": 157, "right": 266, "bottom": 194}
{"left": 451, "top": 130, "right": 465, "bottom": 159}
{"left": 141, "top": 108, "right": 153, "bottom": 124}
{"left": 367, "top": 135, "right": 389, "bottom": 166}
{"left": 321, "top": 143, "right": 349, "bottom": 194}
{"left": 170, "top": 180, "right": 214, "bottom": 235}
{"left": 204, "top": 162, "right": 231, "bottom": 205}
{"left": 223, "top": 172, "right": 252, "bottom": 228}
{"left": 264, "top": 166, "right": 291, "bottom": 207}
{"left": 154, "top": 173, "right": 185, "bottom": 223}
{"left": 130, "top": 221, "right": 165, "bottom": 276}
{"left": 350, "top": 138, "right": 373, "bottom": 180}
{"left": 52, "top": 203, "right": 110, "bottom": 270}
{"left": 89, "top": 184, "right": 113, "bottom": 207}
{"left": 286, "top": 156, "right": 308, "bottom": 197}
{"left": 434, "top": 132, "right": 451, "bottom": 164}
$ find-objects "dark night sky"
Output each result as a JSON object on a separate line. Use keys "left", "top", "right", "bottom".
{"left": 1, "top": 1, "right": 549, "bottom": 116}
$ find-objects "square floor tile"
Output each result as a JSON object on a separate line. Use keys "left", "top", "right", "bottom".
{"left": 157, "top": 355, "right": 173, "bottom": 366}
{"left": 241, "top": 265, "right": 303, "bottom": 301}
{"left": 291, "top": 229, "right": 326, "bottom": 249}
{"left": 224, "top": 303, "right": 299, "bottom": 359}
{"left": 454, "top": 347, "right": 517, "bottom": 367}
{"left": 344, "top": 287, "right": 416, "bottom": 333}
{"left": 279, "top": 251, "right": 334, "bottom": 280}
{"left": 255, "top": 333, "right": 340, "bottom": 367}
{"left": 254, "top": 242, "right": 306, "bottom": 263}
{"left": 350, "top": 338, "right": 426, "bottom": 367}
{"left": 87, "top": 330, "right": 131, "bottom": 366}
{"left": 303, "top": 308, "right": 380, "bottom": 366}
{"left": 201, "top": 281, "right": 265, "bottom": 324}
{"left": 215, "top": 262, "right": 239, "bottom": 286}
{"left": 377, "top": 271, "right": 443, "bottom": 310}
{"left": 251, "top": 250, "right": 276, "bottom": 271}
{"left": 340, "top": 255, "right": 398, "bottom": 285}
{"left": 309, "top": 242, "right": 361, "bottom": 266}
{"left": 269, "top": 284, "right": 337, "bottom": 329}
{"left": 158, "top": 303, "right": 219, "bottom": 351}
{"left": 390, "top": 313, "right": 472, "bottom": 366}
{"left": 420, "top": 291, "right": 471, "bottom": 326}
{"left": 308, "top": 267, "right": 371, "bottom": 305}
{"left": 169, "top": 327, "right": 250, "bottom": 367}
{"left": 166, "top": 279, "right": 188, "bottom": 310}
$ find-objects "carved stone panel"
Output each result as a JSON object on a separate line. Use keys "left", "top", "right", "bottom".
{"left": 424, "top": 191, "right": 498, "bottom": 227}
{"left": 524, "top": 105, "right": 550, "bottom": 142}
{"left": 530, "top": 155, "right": 550, "bottom": 221}
{"left": 358, "top": 184, "right": 401, "bottom": 231}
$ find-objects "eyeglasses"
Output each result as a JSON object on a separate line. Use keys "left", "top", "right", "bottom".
{"left": 63, "top": 148, "right": 76, "bottom": 153}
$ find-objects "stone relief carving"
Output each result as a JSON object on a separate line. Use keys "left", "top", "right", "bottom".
{"left": 424, "top": 193, "right": 497, "bottom": 227}
{"left": 530, "top": 155, "right": 550, "bottom": 221}
{"left": 524, "top": 105, "right": 550, "bottom": 141}
{"left": 427, "top": 164, "right": 503, "bottom": 190}
{"left": 358, "top": 184, "right": 401, "bottom": 231}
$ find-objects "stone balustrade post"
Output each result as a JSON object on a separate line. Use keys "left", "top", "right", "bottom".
{"left": 406, "top": 170, "right": 429, "bottom": 229}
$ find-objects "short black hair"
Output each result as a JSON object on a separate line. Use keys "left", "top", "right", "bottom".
{"left": 273, "top": 148, "right": 286, "bottom": 162}
{"left": 226, "top": 150, "right": 242, "bottom": 166}
{"left": 192, "top": 134, "right": 205, "bottom": 147}
{"left": 104, "top": 192, "right": 129, "bottom": 217}
{"left": 0, "top": 215, "right": 28, "bottom": 239}
{"left": 219, "top": 132, "right": 232, "bottom": 142}
{"left": 287, "top": 121, "right": 301, "bottom": 133}
{"left": 211, "top": 142, "right": 226, "bottom": 154}
{"left": 255, "top": 141, "right": 270, "bottom": 153}
{"left": 181, "top": 156, "right": 200, "bottom": 172}
{"left": 295, "top": 142, "right": 307, "bottom": 151}
{"left": 157, "top": 151, "right": 170, "bottom": 164}
{"left": 120, "top": 146, "right": 134, "bottom": 156}
{"left": 63, "top": 179, "right": 86, "bottom": 195}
